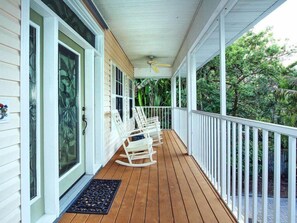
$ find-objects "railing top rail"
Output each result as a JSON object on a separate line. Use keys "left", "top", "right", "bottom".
{"left": 193, "top": 110, "right": 297, "bottom": 137}
{"left": 173, "top": 107, "right": 187, "bottom": 111}
{"left": 137, "top": 106, "right": 171, "bottom": 108}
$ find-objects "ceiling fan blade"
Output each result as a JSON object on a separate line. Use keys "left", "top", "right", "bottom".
{"left": 156, "top": 63, "right": 171, "bottom": 67}
{"left": 151, "top": 65, "right": 159, "bottom": 73}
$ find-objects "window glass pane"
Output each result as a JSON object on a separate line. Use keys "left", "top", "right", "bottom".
{"left": 29, "top": 25, "right": 37, "bottom": 200}
{"left": 129, "top": 80, "right": 133, "bottom": 97}
{"left": 41, "top": 0, "right": 95, "bottom": 47}
{"left": 116, "top": 97, "right": 123, "bottom": 119}
{"left": 116, "top": 81, "right": 119, "bottom": 95}
{"left": 176, "top": 76, "right": 179, "bottom": 107}
{"left": 58, "top": 44, "right": 80, "bottom": 176}
{"left": 116, "top": 68, "right": 119, "bottom": 81}
{"left": 181, "top": 77, "right": 187, "bottom": 107}
{"left": 129, "top": 98, "right": 133, "bottom": 118}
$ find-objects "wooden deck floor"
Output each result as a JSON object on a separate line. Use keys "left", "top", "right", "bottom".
{"left": 59, "top": 130, "right": 236, "bottom": 223}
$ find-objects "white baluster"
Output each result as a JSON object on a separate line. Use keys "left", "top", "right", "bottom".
{"left": 232, "top": 122, "right": 236, "bottom": 214}
{"left": 244, "top": 126, "right": 250, "bottom": 223}
{"left": 273, "top": 133, "right": 281, "bottom": 223}
{"left": 238, "top": 124, "right": 242, "bottom": 220}
{"left": 288, "top": 137, "right": 296, "bottom": 223}
{"left": 262, "top": 130, "right": 269, "bottom": 223}
{"left": 252, "top": 128, "right": 258, "bottom": 223}
{"left": 227, "top": 121, "right": 231, "bottom": 205}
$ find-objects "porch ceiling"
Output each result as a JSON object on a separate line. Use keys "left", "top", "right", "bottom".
{"left": 93, "top": 0, "right": 284, "bottom": 78}
{"left": 93, "top": 0, "right": 201, "bottom": 69}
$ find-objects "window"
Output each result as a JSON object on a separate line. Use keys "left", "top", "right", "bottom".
{"left": 129, "top": 79, "right": 133, "bottom": 118}
{"left": 176, "top": 75, "right": 180, "bottom": 107}
{"left": 112, "top": 65, "right": 124, "bottom": 120}
{"left": 180, "top": 75, "right": 187, "bottom": 107}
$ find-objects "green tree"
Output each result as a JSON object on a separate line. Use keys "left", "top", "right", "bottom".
{"left": 196, "top": 27, "right": 297, "bottom": 127}
{"left": 135, "top": 78, "right": 171, "bottom": 106}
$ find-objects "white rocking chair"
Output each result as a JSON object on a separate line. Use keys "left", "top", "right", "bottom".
{"left": 136, "top": 106, "right": 161, "bottom": 130}
{"left": 133, "top": 108, "right": 163, "bottom": 146}
{"left": 137, "top": 106, "right": 159, "bottom": 125}
{"left": 111, "top": 110, "right": 156, "bottom": 167}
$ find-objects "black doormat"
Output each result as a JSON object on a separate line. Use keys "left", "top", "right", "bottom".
{"left": 67, "top": 179, "right": 121, "bottom": 215}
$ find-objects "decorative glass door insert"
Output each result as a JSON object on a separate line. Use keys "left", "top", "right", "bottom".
{"left": 29, "top": 25, "right": 38, "bottom": 199}
{"left": 58, "top": 44, "right": 80, "bottom": 177}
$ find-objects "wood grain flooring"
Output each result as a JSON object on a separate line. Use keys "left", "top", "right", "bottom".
{"left": 59, "top": 130, "right": 236, "bottom": 223}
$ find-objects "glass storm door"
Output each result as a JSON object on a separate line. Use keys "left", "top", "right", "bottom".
{"left": 58, "top": 32, "right": 85, "bottom": 197}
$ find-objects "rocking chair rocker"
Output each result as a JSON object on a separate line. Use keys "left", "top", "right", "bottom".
{"left": 111, "top": 110, "right": 157, "bottom": 167}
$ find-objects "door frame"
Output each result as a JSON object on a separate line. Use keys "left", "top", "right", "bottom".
{"left": 21, "top": 0, "right": 105, "bottom": 221}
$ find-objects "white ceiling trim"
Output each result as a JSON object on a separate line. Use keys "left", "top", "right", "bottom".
{"left": 134, "top": 67, "right": 172, "bottom": 79}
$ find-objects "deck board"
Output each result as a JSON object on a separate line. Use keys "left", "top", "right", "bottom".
{"left": 59, "top": 130, "right": 236, "bottom": 223}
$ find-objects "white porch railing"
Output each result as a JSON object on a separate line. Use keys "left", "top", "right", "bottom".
{"left": 140, "top": 106, "right": 172, "bottom": 129}
{"left": 173, "top": 107, "right": 188, "bottom": 146}
{"left": 192, "top": 110, "right": 297, "bottom": 223}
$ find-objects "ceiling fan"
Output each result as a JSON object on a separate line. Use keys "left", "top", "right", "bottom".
{"left": 147, "top": 56, "right": 171, "bottom": 73}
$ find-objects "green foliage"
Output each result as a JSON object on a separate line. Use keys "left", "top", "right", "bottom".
{"left": 135, "top": 78, "right": 171, "bottom": 106}
{"left": 197, "top": 27, "right": 297, "bottom": 127}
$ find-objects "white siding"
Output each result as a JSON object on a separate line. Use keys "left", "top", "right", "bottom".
{"left": 104, "top": 30, "right": 134, "bottom": 164}
{"left": 0, "top": 0, "right": 21, "bottom": 222}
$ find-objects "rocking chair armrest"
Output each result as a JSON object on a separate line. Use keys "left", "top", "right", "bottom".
{"left": 129, "top": 129, "right": 151, "bottom": 138}
{"left": 128, "top": 128, "right": 142, "bottom": 134}
{"left": 129, "top": 131, "right": 145, "bottom": 137}
{"left": 144, "top": 123, "right": 160, "bottom": 130}
{"left": 147, "top": 117, "right": 159, "bottom": 122}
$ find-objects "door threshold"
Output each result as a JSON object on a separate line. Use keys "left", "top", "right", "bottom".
{"left": 59, "top": 174, "right": 93, "bottom": 214}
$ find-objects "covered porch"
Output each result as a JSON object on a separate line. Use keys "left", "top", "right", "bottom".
{"left": 59, "top": 130, "right": 236, "bottom": 223}
{"left": 63, "top": 0, "right": 296, "bottom": 222}
{"left": 2, "top": 0, "right": 296, "bottom": 222}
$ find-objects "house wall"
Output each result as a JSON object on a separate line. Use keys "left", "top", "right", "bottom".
{"left": 0, "top": 0, "right": 22, "bottom": 222}
{"left": 103, "top": 30, "right": 134, "bottom": 163}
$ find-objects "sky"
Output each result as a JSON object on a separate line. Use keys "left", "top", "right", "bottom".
{"left": 254, "top": 0, "right": 297, "bottom": 45}
{"left": 252, "top": 0, "right": 297, "bottom": 65}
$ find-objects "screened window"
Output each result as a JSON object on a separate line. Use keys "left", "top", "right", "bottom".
{"left": 176, "top": 75, "right": 180, "bottom": 107}
{"left": 129, "top": 79, "right": 133, "bottom": 118}
{"left": 180, "top": 76, "right": 187, "bottom": 107}
{"left": 115, "top": 67, "right": 124, "bottom": 119}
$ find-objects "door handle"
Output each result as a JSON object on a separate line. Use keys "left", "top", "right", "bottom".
{"left": 82, "top": 107, "right": 88, "bottom": 135}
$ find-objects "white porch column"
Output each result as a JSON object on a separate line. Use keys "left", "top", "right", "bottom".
{"left": 171, "top": 76, "right": 176, "bottom": 130}
{"left": 187, "top": 53, "right": 197, "bottom": 155}
{"left": 219, "top": 11, "right": 227, "bottom": 199}
{"left": 178, "top": 74, "right": 181, "bottom": 108}
{"left": 43, "top": 17, "right": 60, "bottom": 216}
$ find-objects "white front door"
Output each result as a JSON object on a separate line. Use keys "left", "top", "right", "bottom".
{"left": 58, "top": 32, "right": 86, "bottom": 197}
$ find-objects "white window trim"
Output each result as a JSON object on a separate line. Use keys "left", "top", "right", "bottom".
{"left": 111, "top": 63, "right": 125, "bottom": 121}
{"left": 21, "top": 0, "right": 31, "bottom": 222}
